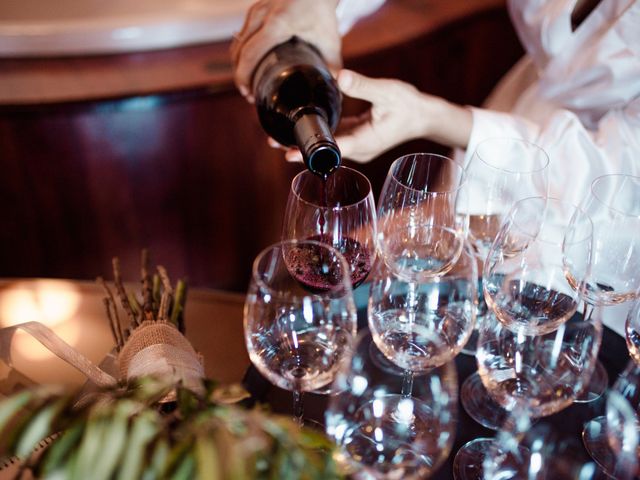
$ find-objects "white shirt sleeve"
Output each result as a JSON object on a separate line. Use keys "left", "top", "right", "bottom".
{"left": 336, "top": 0, "right": 386, "bottom": 35}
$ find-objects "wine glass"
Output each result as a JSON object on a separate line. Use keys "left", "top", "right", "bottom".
{"left": 461, "top": 196, "right": 594, "bottom": 429}
{"left": 565, "top": 174, "right": 640, "bottom": 401}
{"left": 368, "top": 234, "right": 477, "bottom": 395}
{"left": 455, "top": 137, "right": 550, "bottom": 355}
{"left": 283, "top": 166, "right": 377, "bottom": 289}
{"left": 484, "top": 197, "right": 593, "bottom": 336}
{"left": 325, "top": 331, "right": 458, "bottom": 479}
{"left": 455, "top": 300, "right": 603, "bottom": 473}
{"left": 455, "top": 405, "right": 601, "bottom": 480}
{"left": 243, "top": 239, "right": 357, "bottom": 424}
{"left": 376, "top": 153, "right": 467, "bottom": 279}
{"left": 581, "top": 298, "right": 640, "bottom": 476}
{"left": 569, "top": 174, "right": 640, "bottom": 306}
{"left": 582, "top": 360, "right": 640, "bottom": 479}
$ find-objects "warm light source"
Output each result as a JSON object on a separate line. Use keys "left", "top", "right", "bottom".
{"left": 0, "top": 280, "right": 83, "bottom": 362}
{"left": 0, "top": 280, "right": 81, "bottom": 328}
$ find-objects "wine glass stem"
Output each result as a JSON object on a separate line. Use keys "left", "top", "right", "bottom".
{"left": 402, "top": 370, "right": 414, "bottom": 397}
{"left": 293, "top": 389, "right": 304, "bottom": 426}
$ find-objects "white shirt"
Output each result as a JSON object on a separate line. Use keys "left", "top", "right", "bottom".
{"left": 465, "top": 0, "right": 640, "bottom": 335}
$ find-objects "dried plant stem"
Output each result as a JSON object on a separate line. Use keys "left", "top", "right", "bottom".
{"left": 157, "top": 266, "right": 173, "bottom": 322}
{"left": 112, "top": 258, "right": 139, "bottom": 328}
{"left": 172, "top": 280, "right": 187, "bottom": 333}
{"left": 97, "top": 276, "right": 124, "bottom": 347}
{"left": 102, "top": 298, "right": 121, "bottom": 349}
{"left": 141, "top": 249, "right": 154, "bottom": 322}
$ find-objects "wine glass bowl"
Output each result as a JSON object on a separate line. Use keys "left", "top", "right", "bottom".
{"left": 484, "top": 197, "right": 593, "bottom": 335}
{"left": 474, "top": 307, "right": 602, "bottom": 419}
{"left": 368, "top": 238, "right": 477, "bottom": 372}
{"left": 377, "top": 153, "right": 467, "bottom": 278}
{"left": 378, "top": 224, "right": 463, "bottom": 282}
{"left": 244, "top": 240, "right": 357, "bottom": 419}
{"left": 326, "top": 332, "right": 458, "bottom": 479}
{"left": 571, "top": 174, "right": 640, "bottom": 306}
{"left": 456, "top": 409, "right": 599, "bottom": 480}
{"left": 284, "top": 166, "right": 377, "bottom": 288}
{"left": 457, "top": 137, "right": 550, "bottom": 261}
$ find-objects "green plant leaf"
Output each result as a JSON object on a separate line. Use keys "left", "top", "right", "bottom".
{"left": 40, "top": 424, "right": 83, "bottom": 475}
{"left": 0, "top": 390, "right": 32, "bottom": 431}
{"left": 117, "top": 410, "right": 159, "bottom": 480}
{"left": 16, "top": 397, "right": 65, "bottom": 458}
{"left": 195, "top": 433, "right": 220, "bottom": 480}
{"left": 170, "top": 451, "right": 195, "bottom": 480}
{"left": 88, "top": 400, "right": 134, "bottom": 480}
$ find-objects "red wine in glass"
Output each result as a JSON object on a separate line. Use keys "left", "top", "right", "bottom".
{"left": 285, "top": 235, "right": 372, "bottom": 293}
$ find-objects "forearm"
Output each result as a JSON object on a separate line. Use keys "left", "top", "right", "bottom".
{"left": 420, "top": 96, "right": 473, "bottom": 150}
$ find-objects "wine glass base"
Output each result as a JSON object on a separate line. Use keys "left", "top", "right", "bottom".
{"left": 573, "top": 359, "right": 608, "bottom": 403}
{"left": 582, "top": 416, "right": 618, "bottom": 477}
{"left": 453, "top": 437, "right": 530, "bottom": 480}
{"left": 452, "top": 438, "right": 493, "bottom": 480}
{"left": 460, "top": 372, "right": 508, "bottom": 431}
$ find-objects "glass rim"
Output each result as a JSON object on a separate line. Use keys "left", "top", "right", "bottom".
{"left": 388, "top": 152, "right": 467, "bottom": 195}
{"left": 589, "top": 173, "right": 640, "bottom": 218}
{"left": 250, "top": 238, "right": 352, "bottom": 296}
{"left": 474, "top": 137, "right": 550, "bottom": 175}
{"left": 290, "top": 165, "right": 374, "bottom": 211}
{"left": 508, "top": 196, "right": 593, "bottom": 245}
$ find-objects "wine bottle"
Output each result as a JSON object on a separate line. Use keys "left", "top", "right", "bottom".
{"left": 251, "top": 36, "right": 342, "bottom": 177}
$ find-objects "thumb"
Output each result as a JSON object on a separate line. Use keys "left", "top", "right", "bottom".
{"left": 337, "top": 69, "right": 387, "bottom": 103}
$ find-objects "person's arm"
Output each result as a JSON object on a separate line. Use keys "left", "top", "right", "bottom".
{"left": 284, "top": 69, "right": 473, "bottom": 163}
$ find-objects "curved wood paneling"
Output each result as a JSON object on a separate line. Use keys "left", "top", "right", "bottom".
{"left": 0, "top": 1, "right": 523, "bottom": 291}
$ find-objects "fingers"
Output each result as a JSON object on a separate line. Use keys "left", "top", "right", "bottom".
{"left": 266, "top": 136, "right": 303, "bottom": 163}
{"left": 230, "top": 0, "right": 271, "bottom": 97}
{"left": 337, "top": 69, "right": 390, "bottom": 104}
{"left": 285, "top": 149, "right": 303, "bottom": 163}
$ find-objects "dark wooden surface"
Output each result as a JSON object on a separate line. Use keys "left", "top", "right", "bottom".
{"left": 0, "top": 2, "right": 523, "bottom": 292}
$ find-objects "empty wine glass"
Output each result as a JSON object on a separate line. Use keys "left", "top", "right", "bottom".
{"left": 463, "top": 299, "right": 602, "bottom": 430}
{"left": 283, "top": 166, "right": 377, "bottom": 289}
{"left": 454, "top": 405, "right": 601, "bottom": 480}
{"left": 462, "top": 196, "right": 594, "bottom": 428}
{"left": 326, "top": 331, "right": 458, "bottom": 479}
{"left": 455, "top": 137, "right": 549, "bottom": 355}
{"left": 243, "top": 239, "right": 357, "bottom": 424}
{"left": 569, "top": 174, "right": 640, "bottom": 306}
{"left": 368, "top": 234, "right": 477, "bottom": 395}
{"left": 376, "top": 153, "right": 466, "bottom": 279}
{"left": 484, "top": 197, "right": 593, "bottom": 336}
{"left": 565, "top": 174, "right": 640, "bottom": 402}
{"left": 582, "top": 360, "right": 640, "bottom": 479}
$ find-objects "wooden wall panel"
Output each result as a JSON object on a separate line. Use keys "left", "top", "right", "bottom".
{"left": 0, "top": 5, "right": 522, "bottom": 292}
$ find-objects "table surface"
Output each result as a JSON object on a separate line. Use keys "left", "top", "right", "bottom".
{"left": 0, "top": 278, "right": 631, "bottom": 478}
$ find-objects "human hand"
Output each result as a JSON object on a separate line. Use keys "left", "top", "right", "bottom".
{"left": 231, "top": 0, "right": 342, "bottom": 100}
{"left": 282, "top": 69, "right": 438, "bottom": 163}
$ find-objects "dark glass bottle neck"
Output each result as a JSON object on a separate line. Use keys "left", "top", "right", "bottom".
{"left": 293, "top": 111, "right": 341, "bottom": 177}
